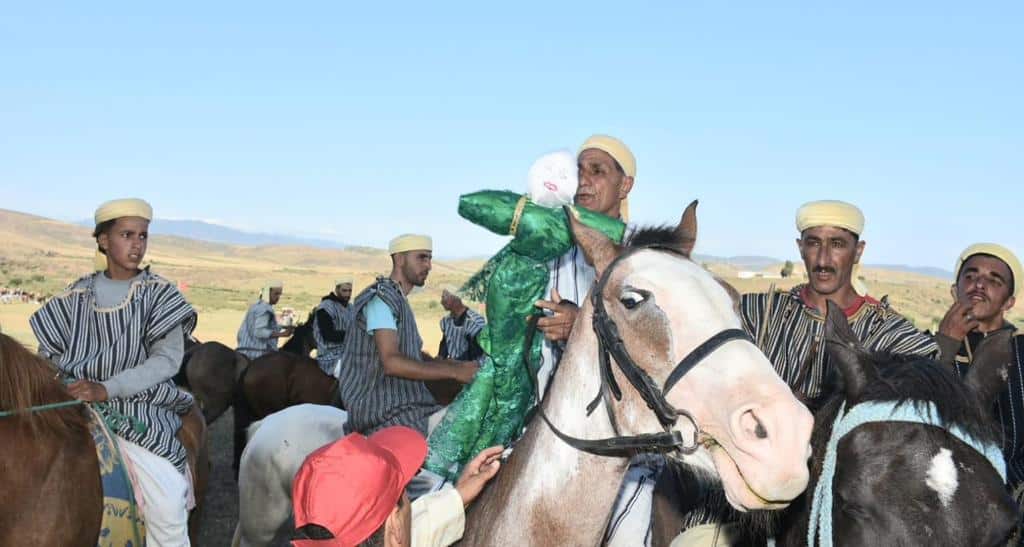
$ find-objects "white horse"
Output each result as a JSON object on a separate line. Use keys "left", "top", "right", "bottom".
{"left": 231, "top": 404, "right": 348, "bottom": 547}
{"left": 233, "top": 202, "right": 815, "bottom": 546}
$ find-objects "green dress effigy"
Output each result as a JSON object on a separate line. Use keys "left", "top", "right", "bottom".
{"left": 425, "top": 190, "right": 625, "bottom": 480}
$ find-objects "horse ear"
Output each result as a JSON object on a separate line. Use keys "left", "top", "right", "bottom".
{"left": 962, "top": 330, "right": 1014, "bottom": 409}
{"left": 674, "top": 200, "right": 699, "bottom": 257}
{"left": 566, "top": 206, "right": 620, "bottom": 276}
{"left": 823, "top": 300, "right": 875, "bottom": 399}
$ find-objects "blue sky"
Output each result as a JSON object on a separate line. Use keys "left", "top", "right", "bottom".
{"left": 1, "top": 2, "right": 1021, "bottom": 269}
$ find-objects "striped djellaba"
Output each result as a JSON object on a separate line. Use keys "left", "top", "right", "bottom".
{"left": 30, "top": 270, "right": 197, "bottom": 473}
{"left": 337, "top": 277, "right": 441, "bottom": 436}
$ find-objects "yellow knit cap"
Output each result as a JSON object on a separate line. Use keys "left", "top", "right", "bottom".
{"left": 388, "top": 234, "right": 432, "bottom": 255}
{"left": 93, "top": 198, "right": 153, "bottom": 271}
{"left": 956, "top": 243, "right": 1022, "bottom": 298}
{"left": 334, "top": 277, "right": 354, "bottom": 287}
{"left": 795, "top": 200, "right": 865, "bottom": 236}
{"left": 578, "top": 135, "right": 636, "bottom": 178}
{"left": 95, "top": 198, "right": 153, "bottom": 225}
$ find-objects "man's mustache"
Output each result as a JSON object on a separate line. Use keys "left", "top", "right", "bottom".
{"left": 812, "top": 266, "right": 836, "bottom": 274}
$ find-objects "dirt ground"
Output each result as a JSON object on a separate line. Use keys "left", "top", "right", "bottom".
{"left": 196, "top": 408, "right": 292, "bottom": 547}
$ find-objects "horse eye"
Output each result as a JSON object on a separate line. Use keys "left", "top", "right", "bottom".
{"left": 619, "top": 289, "right": 649, "bottom": 310}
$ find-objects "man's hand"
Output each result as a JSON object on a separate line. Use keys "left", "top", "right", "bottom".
{"left": 68, "top": 380, "right": 108, "bottom": 402}
{"left": 448, "top": 360, "right": 479, "bottom": 384}
{"left": 534, "top": 288, "right": 579, "bottom": 343}
{"left": 455, "top": 445, "right": 503, "bottom": 507}
{"left": 938, "top": 300, "right": 980, "bottom": 341}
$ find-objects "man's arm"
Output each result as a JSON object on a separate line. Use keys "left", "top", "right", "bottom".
{"left": 316, "top": 308, "right": 345, "bottom": 344}
{"left": 72, "top": 325, "right": 185, "bottom": 401}
{"left": 374, "top": 329, "right": 477, "bottom": 383}
{"left": 409, "top": 445, "right": 503, "bottom": 547}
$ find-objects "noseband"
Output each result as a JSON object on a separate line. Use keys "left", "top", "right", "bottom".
{"left": 526, "top": 243, "right": 754, "bottom": 458}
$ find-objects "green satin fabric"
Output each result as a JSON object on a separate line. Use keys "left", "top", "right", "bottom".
{"left": 425, "top": 190, "right": 624, "bottom": 479}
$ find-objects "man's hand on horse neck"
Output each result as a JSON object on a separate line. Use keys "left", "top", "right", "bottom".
{"left": 374, "top": 329, "right": 479, "bottom": 383}
{"left": 455, "top": 445, "right": 503, "bottom": 507}
{"left": 535, "top": 287, "right": 579, "bottom": 343}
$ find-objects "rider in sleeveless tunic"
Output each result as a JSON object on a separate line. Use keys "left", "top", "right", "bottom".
{"left": 30, "top": 198, "right": 198, "bottom": 547}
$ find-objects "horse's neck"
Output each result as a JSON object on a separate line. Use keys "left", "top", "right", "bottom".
{"left": 469, "top": 310, "right": 631, "bottom": 545}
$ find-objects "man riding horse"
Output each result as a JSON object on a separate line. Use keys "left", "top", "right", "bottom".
{"left": 313, "top": 277, "right": 353, "bottom": 376}
{"left": 236, "top": 280, "right": 294, "bottom": 360}
{"left": 29, "top": 198, "right": 200, "bottom": 547}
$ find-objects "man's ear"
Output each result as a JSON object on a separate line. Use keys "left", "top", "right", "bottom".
{"left": 618, "top": 175, "right": 635, "bottom": 199}
{"left": 1002, "top": 295, "right": 1017, "bottom": 314}
{"left": 950, "top": 284, "right": 958, "bottom": 302}
{"left": 97, "top": 232, "right": 109, "bottom": 252}
{"left": 854, "top": 239, "right": 866, "bottom": 264}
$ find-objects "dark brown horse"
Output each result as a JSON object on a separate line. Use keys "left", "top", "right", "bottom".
{"left": 652, "top": 301, "right": 1017, "bottom": 546}
{"left": 0, "top": 333, "right": 209, "bottom": 546}
{"left": 231, "top": 318, "right": 338, "bottom": 473}
{"left": 176, "top": 339, "right": 248, "bottom": 424}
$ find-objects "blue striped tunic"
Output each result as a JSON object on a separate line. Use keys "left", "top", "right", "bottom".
{"left": 30, "top": 269, "right": 197, "bottom": 473}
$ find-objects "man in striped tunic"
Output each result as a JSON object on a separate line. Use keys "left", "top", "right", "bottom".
{"left": 30, "top": 198, "right": 198, "bottom": 547}
{"left": 527, "top": 135, "right": 656, "bottom": 547}
{"left": 673, "top": 200, "right": 939, "bottom": 546}
{"left": 337, "top": 234, "right": 479, "bottom": 438}
{"left": 935, "top": 244, "right": 1024, "bottom": 502}
{"left": 236, "top": 281, "right": 294, "bottom": 360}
{"left": 313, "top": 278, "right": 352, "bottom": 376}
{"left": 437, "top": 289, "right": 485, "bottom": 362}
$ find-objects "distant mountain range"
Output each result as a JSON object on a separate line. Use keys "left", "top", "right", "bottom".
{"left": 76, "top": 218, "right": 347, "bottom": 249}
{"left": 72, "top": 217, "right": 954, "bottom": 280}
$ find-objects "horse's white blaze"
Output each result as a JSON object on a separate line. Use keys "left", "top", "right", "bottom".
{"left": 926, "top": 448, "right": 959, "bottom": 508}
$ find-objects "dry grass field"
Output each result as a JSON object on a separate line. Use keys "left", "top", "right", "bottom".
{"left": 1, "top": 207, "right": 1021, "bottom": 351}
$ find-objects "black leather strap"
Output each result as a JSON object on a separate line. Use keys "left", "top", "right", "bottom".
{"left": 663, "top": 329, "right": 754, "bottom": 394}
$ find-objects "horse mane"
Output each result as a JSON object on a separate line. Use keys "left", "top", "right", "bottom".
{"left": 677, "top": 351, "right": 1001, "bottom": 541}
{"left": 624, "top": 224, "right": 691, "bottom": 252}
{"left": 0, "top": 334, "right": 88, "bottom": 436}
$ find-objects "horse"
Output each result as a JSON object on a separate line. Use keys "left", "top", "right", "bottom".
{"left": 231, "top": 201, "right": 815, "bottom": 546}
{"left": 652, "top": 301, "right": 1018, "bottom": 546}
{"left": 0, "top": 333, "right": 209, "bottom": 546}
{"left": 175, "top": 338, "right": 248, "bottom": 424}
{"left": 232, "top": 320, "right": 339, "bottom": 475}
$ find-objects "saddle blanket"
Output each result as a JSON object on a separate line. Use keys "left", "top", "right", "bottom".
{"left": 88, "top": 406, "right": 146, "bottom": 547}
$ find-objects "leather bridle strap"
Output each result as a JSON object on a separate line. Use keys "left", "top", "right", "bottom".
{"left": 663, "top": 328, "right": 753, "bottom": 394}
{"left": 523, "top": 314, "right": 688, "bottom": 457}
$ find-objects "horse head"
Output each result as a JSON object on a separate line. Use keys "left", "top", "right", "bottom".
{"left": 808, "top": 301, "right": 1017, "bottom": 546}
{"left": 566, "top": 201, "right": 813, "bottom": 512}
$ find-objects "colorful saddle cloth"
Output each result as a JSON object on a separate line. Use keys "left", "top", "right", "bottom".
{"left": 87, "top": 406, "right": 146, "bottom": 547}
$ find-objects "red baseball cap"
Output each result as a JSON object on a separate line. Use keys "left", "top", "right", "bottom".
{"left": 291, "top": 426, "right": 428, "bottom": 547}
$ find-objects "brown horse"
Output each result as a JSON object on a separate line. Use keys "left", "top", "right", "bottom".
{"left": 231, "top": 321, "right": 339, "bottom": 473}
{"left": 0, "top": 333, "right": 209, "bottom": 546}
{"left": 177, "top": 339, "right": 248, "bottom": 423}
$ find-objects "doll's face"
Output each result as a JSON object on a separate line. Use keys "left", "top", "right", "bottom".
{"left": 527, "top": 150, "right": 578, "bottom": 208}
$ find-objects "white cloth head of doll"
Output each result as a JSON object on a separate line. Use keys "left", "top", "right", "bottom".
{"left": 527, "top": 149, "right": 578, "bottom": 208}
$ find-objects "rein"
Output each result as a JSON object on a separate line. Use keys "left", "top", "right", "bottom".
{"left": 807, "top": 400, "right": 1007, "bottom": 547}
{"left": 0, "top": 399, "right": 84, "bottom": 418}
{"left": 523, "top": 243, "right": 755, "bottom": 458}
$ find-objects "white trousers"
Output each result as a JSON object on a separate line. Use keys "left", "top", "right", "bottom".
{"left": 117, "top": 438, "right": 192, "bottom": 547}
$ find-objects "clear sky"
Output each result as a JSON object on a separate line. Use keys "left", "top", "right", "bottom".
{"left": 2, "top": 2, "right": 1021, "bottom": 269}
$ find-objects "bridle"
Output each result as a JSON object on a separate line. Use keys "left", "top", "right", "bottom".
{"left": 525, "top": 243, "right": 755, "bottom": 458}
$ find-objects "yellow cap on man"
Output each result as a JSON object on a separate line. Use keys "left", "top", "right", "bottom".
{"left": 795, "top": 200, "right": 865, "bottom": 236}
{"left": 389, "top": 234, "right": 432, "bottom": 255}
{"left": 93, "top": 198, "right": 154, "bottom": 271}
{"left": 956, "top": 243, "right": 1022, "bottom": 298}
{"left": 579, "top": 134, "right": 636, "bottom": 221}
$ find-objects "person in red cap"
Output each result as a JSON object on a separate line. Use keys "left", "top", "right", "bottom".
{"left": 290, "top": 426, "right": 502, "bottom": 547}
